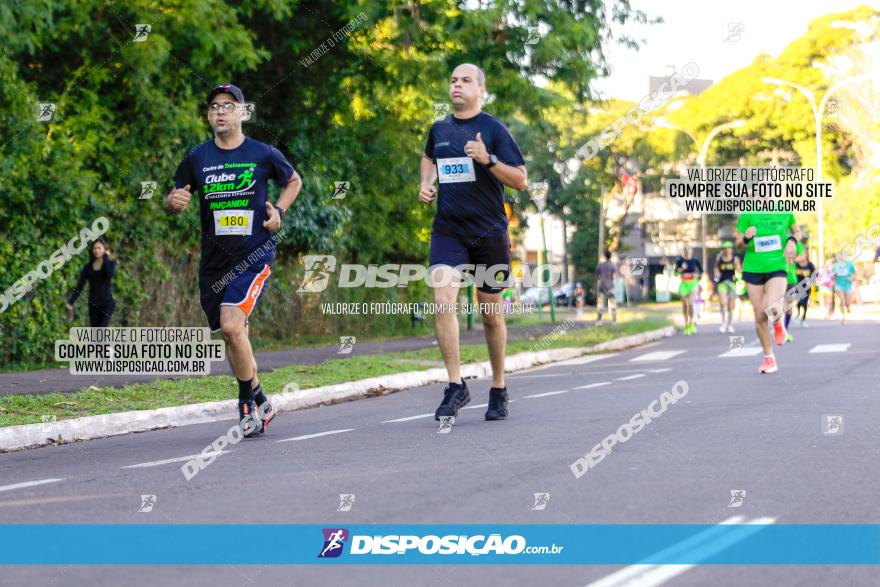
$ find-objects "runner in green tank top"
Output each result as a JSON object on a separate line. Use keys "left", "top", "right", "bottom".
{"left": 736, "top": 211, "right": 800, "bottom": 374}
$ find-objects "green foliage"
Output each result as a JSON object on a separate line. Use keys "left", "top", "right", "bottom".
{"left": 0, "top": 0, "right": 649, "bottom": 365}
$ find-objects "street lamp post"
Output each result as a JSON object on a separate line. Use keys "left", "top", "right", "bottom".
{"left": 762, "top": 74, "right": 871, "bottom": 265}
{"left": 656, "top": 119, "right": 745, "bottom": 270}
{"left": 530, "top": 182, "right": 555, "bottom": 323}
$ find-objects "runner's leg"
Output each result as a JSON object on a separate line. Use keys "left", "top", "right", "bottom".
{"left": 432, "top": 265, "right": 462, "bottom": 384}
{"left": 746, "top": 283, "right": 772, "bottom": 355}
{"left": 220, "top": 306, "right": 256, "bottom": 384}
{"left": 477, "top": 289, "right": 506, "bottom": 388}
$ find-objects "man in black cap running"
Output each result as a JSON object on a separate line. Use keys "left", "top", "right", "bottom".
{"left": 166, "top": 83, "right": 301, "bottom": 436}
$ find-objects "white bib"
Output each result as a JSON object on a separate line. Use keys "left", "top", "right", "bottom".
{"left": 437, "top": 157, "right": 476, "bottom": 184}
{"left": 754, "top": 235, "right": 781, "bottom": 253}
{"left": 213, "top": 209, "right": 254, "bottom": 236}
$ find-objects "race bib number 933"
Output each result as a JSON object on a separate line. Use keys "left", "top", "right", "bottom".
{"left": 437, "top": 157, "right": 476, "bottom": 184}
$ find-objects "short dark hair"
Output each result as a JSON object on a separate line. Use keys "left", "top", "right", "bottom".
{"left": 604, "top": 250, "right": 612, "bottom": 260}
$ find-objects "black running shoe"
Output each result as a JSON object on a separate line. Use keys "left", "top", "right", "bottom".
{"left": 238, "top": 400, "right": 263, "bottom": 438}
{"left": 434, "top": 381, "right": 471, "bottom": 421}
{"left": 484, "top": 387, "right": 509, "bottom": 421}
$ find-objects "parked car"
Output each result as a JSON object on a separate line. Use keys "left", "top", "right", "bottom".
{"left": 521, "top": 287, "right": 552, "bottom": 307}
{"left": 554, "top": 282, "right": 575, "bottom": 307}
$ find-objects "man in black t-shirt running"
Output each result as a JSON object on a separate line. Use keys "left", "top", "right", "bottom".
{"left": 419, "top": 63, "right": 528, "bottom": 423}
{"left": 166, "top": 83, "right": 302, "bottom": 437}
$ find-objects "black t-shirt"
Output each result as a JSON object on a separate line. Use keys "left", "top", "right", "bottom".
{"left": 424, "top": 112, "right": 525, "bottom": 238}
{"left": 715, "top": 253, "right": 737, "bottom": 282}
{"left": 674, "top": 257, "right": 703, "bottom": 275}
{"left": 795, "top": 261, "right": 816, "bottom": 286}
{"left": 174, "top": 137, "right": 294, "bottom": 274}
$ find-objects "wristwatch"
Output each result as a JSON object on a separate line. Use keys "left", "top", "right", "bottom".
{"left": 486, "top": 154, "right": 498, "bottom": 168}
{"left": 277, "top": 206, "right": 286, "bottom": 221}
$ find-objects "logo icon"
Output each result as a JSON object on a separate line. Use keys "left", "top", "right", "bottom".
{"left": 133, "top": 24, "right": 151, "bottom": 42}
{"left": 337, "top": 494, "right": 356, "bottom": 512}
{"left": 241, "top": 102, "right": 256, "bottom": 123}
{"left": 525, "top": 26, "right": 541, "bottom": 45}
{"left": 437, "top": 416, "right": 454, "bottom": 434}
{"left": 318, "top": 528, "right": 349, "bottom": 558}
{"left": 823, "top": 414, "right": 844, "bottom": 435}
{"left": 531, "top": 492, "right": 550, "bottom": 511}
{"left": 331, "top": 181, "right": 350, "bottom": 200}
{"left": 37, "top": 102, "right": 56, "bottom": 122}
{"left": 631, "top": 257, "right": 648, "bottom": 276}
{"left": 825, "top": 97, "right": 840, "bottom": 121}
{"left": 727, "top": 336, "right": 745, "bottom": 353}
{"left": 139, "top": 494, "right": 157, "bottom": 512}
{"left": 528, "top": 181, "right": 548, "bottom": 210}
{"left": 728, "top": 489, "right": 746, "bottom": 508}
{"left": 139, "top": 181, "right": 157, "bottom": 200}
{"left": 433, "top": 102, "right": 450, "bottom": 121}
{"left": 298, "top": 255, "right": 337, "bottom": 293}
{"left": 724, "top": 22, "right": 745, "bottom": 44}
{"left": 338, "top": 336, "right": 356, "bottom": 355}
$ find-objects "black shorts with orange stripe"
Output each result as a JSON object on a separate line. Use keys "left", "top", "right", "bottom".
{"left": 199, "top": 263, "right": 272, "bottom": 332}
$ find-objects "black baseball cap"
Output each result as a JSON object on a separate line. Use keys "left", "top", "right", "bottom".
{"left": 206, "top": 83, "right": 245, "bottom": 105}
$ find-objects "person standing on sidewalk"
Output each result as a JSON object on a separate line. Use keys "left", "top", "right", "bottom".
{"left": 67, "top": 239, "right": 117, "bottom": 327}
{"left": 596, "top": 251, "right": 617, "bottom": 324}
{"left": 419, "top": 63, "right": 527, "bottom": 422}
{"left": 166, "top": 83, "right": 302, "bottom": 437}
{"left": 574, "top": 282, "right": 586, "bottom": 318}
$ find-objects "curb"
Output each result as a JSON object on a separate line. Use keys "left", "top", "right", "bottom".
{"left": 0, "top": 326, "right": 674, "bottom": 452}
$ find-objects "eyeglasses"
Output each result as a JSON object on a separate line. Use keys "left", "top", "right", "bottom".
{"left": 208, "top": 102, "right": 239, "bottom": 113}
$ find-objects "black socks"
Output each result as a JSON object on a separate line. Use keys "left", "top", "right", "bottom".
{"left": 238, "top": 378, "right": 255, "bottom": 403}
{"left": 253, "top": 383, "right": 267, "bottom": 406}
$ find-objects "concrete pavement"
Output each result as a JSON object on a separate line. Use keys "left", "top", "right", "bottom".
{"left": 0, "top": 316, "right": 877, "bottom": 585}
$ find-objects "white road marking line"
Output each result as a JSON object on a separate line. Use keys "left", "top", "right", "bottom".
{"left": 382, "top": 414, "right": 434, "bottom": 423}
{"left": 548, "top": 353, "right": 620, "bottom": 367}
{"left": 0, "top": 478, "right": 65, "bottom": 494}
{"left": 809, "top": 343, "right": 850, "bottom": 353}
{"left": 523, "top": 390, "right": 569, "bottom": 399}
{"left": 574, "top": 382, "right": 612, "bottom": 390}
{"left": 507, "top": 373, "right": 569, "bottom": 379}
{"left": 585, "top": 516, "right": 745, "bottom": 587}
{"left": 629, "top": 350, "right": 685, "bottom": 362}
{"left": 121, "top": 452, "right": 228, "bottom": 469}
{"left": 616, "top": 374, "right": 646, "bottom": 381}
{"left": 649, "top": 368, "right": 672, "bottom": 373}
{"left": 584, "top": 516, "right": 775, "bottom": 587}
{"left": 276, "top": 429, "right": 355, "bottom": 442}
{"left": 718, "top": 347, "right": 763, "bottom": 358}
{"left": 461, "top": 403, "right": 489, "bottom": 410}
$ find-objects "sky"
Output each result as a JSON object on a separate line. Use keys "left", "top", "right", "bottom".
{"left": 593, "top": 0, "right": 880, "bottom": 101}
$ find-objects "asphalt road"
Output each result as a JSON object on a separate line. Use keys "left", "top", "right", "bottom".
{"left": 1, "top": 317, "right": 878, "bottom": 586}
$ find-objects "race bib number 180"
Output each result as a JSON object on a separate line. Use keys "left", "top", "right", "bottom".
{"left": 437, "top": 157, "right": 476, "bottom": 184}
{"left": 213, "top": 210, "right": 254, "bottom": 236}
{"left": 754, "top": 234, "right": 781, "bottom": 253}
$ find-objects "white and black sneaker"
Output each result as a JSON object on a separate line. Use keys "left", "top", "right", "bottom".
{"left": 238, "top": 401, "right": 263, "bottom": 438}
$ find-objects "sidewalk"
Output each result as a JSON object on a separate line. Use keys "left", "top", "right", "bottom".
{"left": 0, "top": 314, "right": 596, "bottom": 396}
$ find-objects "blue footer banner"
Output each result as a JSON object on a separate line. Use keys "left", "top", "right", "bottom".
{"left": 1, "top": 524, "right": 879, "bottom": 564}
